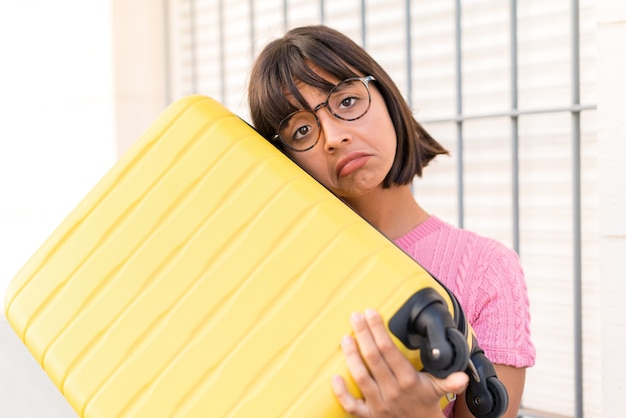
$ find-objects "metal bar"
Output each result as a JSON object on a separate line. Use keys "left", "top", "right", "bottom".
{"left": 571, "top": 0, "right": 583, "bottom": 416}
{"left": 510, "top": 0, "right": 520, "bottom": 254}
{"left": 320, "top": 0, "right": 325, "bottom": 24}
{"left": 420, "top": 104, "right": 596, "bottom": 124}
{"left": 361, "top": 0, "right": 367, "bottom": 48}
{"left": 571, "top": 89, "right": 583, "bottom": 418}
{"left": 283, "top": 0, "right": 288, "bottom": 32}
{"left": 405, "top": 0, "right": 414, "bottom": 195}
{"left": 454, "top": 0, "right": 464, "bottom": 228}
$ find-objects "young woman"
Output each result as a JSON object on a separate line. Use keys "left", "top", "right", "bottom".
{"left": 247, "top": 25, "right": 535, "bottom": 418}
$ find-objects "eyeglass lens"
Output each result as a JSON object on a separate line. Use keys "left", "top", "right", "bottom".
{"left": 277, "top": 77, "right": 372, "bottom": 151}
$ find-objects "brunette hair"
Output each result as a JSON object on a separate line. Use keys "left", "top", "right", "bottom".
{"left": 248, "top": 25, "right": 448, "bottom": 187}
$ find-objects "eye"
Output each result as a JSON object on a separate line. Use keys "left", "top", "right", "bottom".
{"left": 330, "top": 84, "right": 365, "bottom": 113}
{"left": 281, "top": 111, "right": 317, "bottom": 145}
{"left": 292, "top": 124, "right": 313, "bottom": 142}
{"left": 277, "top": 110, "right": 319, "bottom": 150}
{"left": 338, "top": 96, "right": 358, "bottom": 110}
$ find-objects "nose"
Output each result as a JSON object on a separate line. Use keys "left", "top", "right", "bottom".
{"left": 316, "top": 107, "right": 350, "bottom": 151}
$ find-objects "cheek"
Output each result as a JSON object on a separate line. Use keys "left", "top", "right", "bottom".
{"left": 373, "top": 115, "right": 397, "bottom": 159}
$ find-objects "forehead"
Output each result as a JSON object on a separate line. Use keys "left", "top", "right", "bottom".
{"left": 291, "top": 79, "right": 334, "bottom": 107}
{"left": 287, "top": 66, "right": 359, "bottom": 109}
{"left": 267, "top": 56, "right": 365, "bottom": 126}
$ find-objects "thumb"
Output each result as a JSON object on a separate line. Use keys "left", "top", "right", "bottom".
{"left": 432, "top": 371, "right": 469, "bottom": 397}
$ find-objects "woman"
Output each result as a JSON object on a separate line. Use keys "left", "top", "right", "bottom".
{"left": 247, "top": 25, "right": 535, "bottom": 418}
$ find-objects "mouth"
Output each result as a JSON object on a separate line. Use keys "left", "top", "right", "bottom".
{"left": 336, "top": 151, "right": 371, "bottom": 178}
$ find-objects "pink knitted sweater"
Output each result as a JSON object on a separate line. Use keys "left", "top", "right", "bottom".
{"left": 394, "top": 216, "right": 536, "bottom": 416}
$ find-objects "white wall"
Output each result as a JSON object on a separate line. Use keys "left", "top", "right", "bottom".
{"left": 0, "top": 1, "right": 116, "bottom": 308}
{"left": 597, "top": 0, "right": 626, "bottom": 416}
{"left": 0, "top": 0, "right": 169, "bottom": 302}
{"left": 0, "top": 1, "right": 116, "bottom": 416}
{"left": 0, "top": 1, "right": 166, "bottom": 416}
{"left": 112, "top": 0, "right": 168, "bottom": 154}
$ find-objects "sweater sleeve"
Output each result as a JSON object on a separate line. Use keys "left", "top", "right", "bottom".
{"left": 468, "top": 242, "right": 536, "bottom": 368}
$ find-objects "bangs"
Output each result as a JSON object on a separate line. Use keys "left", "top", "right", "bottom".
{"left": 251, "top": 37, "right": 362, "bottom": 140}
{"left": 249, "top": 26, "right": 385, "bottom": 150}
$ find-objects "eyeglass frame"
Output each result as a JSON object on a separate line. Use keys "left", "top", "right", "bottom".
{"left": 271, "top": 75, "right": 377, "bottom": 152}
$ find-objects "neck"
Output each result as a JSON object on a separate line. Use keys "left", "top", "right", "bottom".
{"left": 343, "top": 184, "right": 429, "bottom": 240}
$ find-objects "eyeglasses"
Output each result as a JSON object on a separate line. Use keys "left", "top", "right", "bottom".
{"left": 273, "top": 75, "right": 376, "bottom": 152}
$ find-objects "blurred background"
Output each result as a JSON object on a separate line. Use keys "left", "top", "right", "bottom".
{"left": 0, "top": 1, "right": 624, "bottom": 417}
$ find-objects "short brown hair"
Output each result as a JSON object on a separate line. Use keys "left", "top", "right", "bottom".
{"left": 248, "top": 25, "right": 448, "bottom": 187}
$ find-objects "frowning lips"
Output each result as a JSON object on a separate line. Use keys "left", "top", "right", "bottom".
{"left": 335, "top": 151, "right": 371, "bottom": 177}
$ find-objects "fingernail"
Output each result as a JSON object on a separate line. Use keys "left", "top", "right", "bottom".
{"left": 341, "top": 335, "right": 352, "bottom": 348}
{"left": 364, "top": 308, "right": 377, "bottom": 319}
{"left": 350, "top": 312, "right": 363, "bottom": 323}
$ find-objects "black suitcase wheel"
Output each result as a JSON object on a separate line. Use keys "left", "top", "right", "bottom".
{"left": 421, "top": 326, "right": 469, "bottom": 378}
{"left": 463, "top": 348, "right": 509, "bottom": 418}
{"left": 466, "top": 376, "right": 508, "bottom": 418}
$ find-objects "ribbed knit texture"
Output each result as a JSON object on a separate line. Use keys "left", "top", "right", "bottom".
{"left": 395, "top": 216, "right": 536, "bottom": 417}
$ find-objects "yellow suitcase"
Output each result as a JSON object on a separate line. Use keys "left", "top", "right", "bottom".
{"left": 4, "top": 95, "right": 506, "bottom": 418}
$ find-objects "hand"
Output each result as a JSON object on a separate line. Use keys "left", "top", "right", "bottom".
{"left": 331, "top": 308, "right": 468, "bottom": 418}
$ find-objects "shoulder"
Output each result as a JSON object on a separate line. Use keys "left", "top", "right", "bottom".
{"left": 396, "top": 216, "right": 536, "bottom": 366}
{"left": 433, "top": 221, "right": 525, "bottom": 310}
{"left": 434, "top": 223, "right": 536, "bottom": 367}
{"left": 434, "top": 217, "right": 516, "bottom": 261}
{"left": 397, "top": 216, "right": 521, "bottom": 283}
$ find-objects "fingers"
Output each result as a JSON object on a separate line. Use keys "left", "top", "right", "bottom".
{"left": 350, "top": 310, "right": 398, "bottom": 387}
{"left": 332, "top": 308, "right": 470, "bottom": 417}
{"left": 340, "top": 308, "right": 469, "bottom": 395}
{"left": 430, "top": 371, "right": 469, "bottom": 397}
{"left": 356, "top": 309, "right": 469, "bottom": 398}
{"left": 340, "top": 308, "right": 421, "bottom": 410}
{"left": 339, "top": 328, "right": 385, "bottom": 408}
{"left": 331, "top": 374, "right": 370, "bottom": 417}
{"left": 360, "top": 309, "right": 417, "bottom": 386}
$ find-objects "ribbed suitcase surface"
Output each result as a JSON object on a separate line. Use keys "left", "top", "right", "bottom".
{"left": 4, "top": 96, "right": 458, "bottom": 417}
